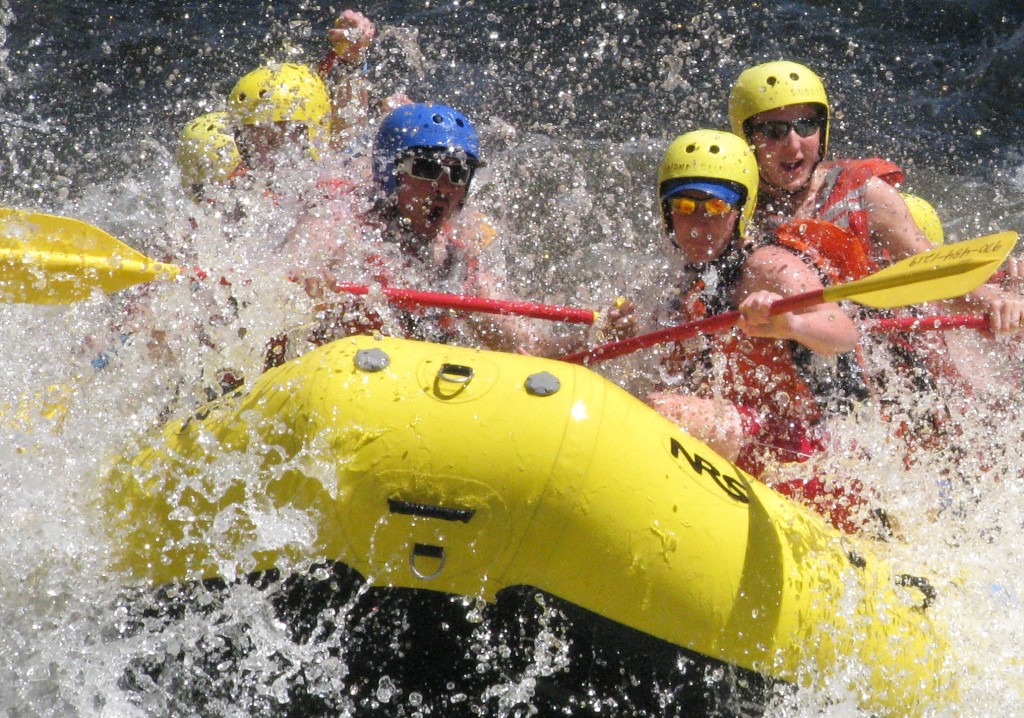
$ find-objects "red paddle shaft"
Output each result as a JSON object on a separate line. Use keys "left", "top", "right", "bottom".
{"left": 867, "top": 315, "right": 988, "bottom": 333}
{"left": 562, "top": 288, "right": 827, "bottom": 365}
{"left": 333, "top": 282, "right": 598, "bottom": 324}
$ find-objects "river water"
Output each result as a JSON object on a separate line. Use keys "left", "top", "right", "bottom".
{"left": 1, "top": 0, "right": 1023, "bottom": 715}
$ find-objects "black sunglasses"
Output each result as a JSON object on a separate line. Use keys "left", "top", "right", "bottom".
{"left": 398, "top": 156, "right": 474, "bottom": 186}
{"left": 748, "top": 117, "right": 823, "bottom": 141}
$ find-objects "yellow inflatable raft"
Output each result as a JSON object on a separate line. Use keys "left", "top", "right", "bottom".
{"left": 101, "top": 335, "right": 953, "bottom": 716}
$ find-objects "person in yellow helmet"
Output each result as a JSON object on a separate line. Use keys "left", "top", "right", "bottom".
{"left": 900, "top": 192, "right": 944, "bottom": 246}
{"left": 227, "top": 62, "right": 332, "bottom": 174}
{"left": 176, "top": 111, "right": 241, "bottom": 200}
{"left": 625, "top": 131, "right": 867, "bottom": 529}
{"left": 180, "top": 10, "right": 407, "bottom": 191}
{"left": 728, "top": 59, "right": 1024, "bottom": 336}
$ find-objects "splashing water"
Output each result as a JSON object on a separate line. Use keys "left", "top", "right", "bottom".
{"left": 2, "top": 1, "right": 1024, "bottom": 715}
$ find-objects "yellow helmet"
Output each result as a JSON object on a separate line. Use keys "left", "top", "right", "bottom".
{"left": 176, "top": 111, "right": 241, "bottom": 194}
{"left": 227, "top": 63, "right": 331, "bottom": 145}
{"left": 658, "top": 129, "right": 759, "bottom": 236}
{"left": 901, "top": 193, "right": 944, "bottom": 246}
{"left": 729, "top": 60, "right": 830, "bottom": 158}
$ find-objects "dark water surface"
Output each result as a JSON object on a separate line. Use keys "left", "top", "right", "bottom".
{"left": 3, "top": 0, "right": 1024, "bottom": 202}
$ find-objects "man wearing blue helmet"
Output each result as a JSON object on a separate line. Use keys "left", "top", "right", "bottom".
{"left": 372, "top": 102, "right": 485, "bottom": 250}
{"left": 280, "top": 102, "right": 542, "bottom": 356}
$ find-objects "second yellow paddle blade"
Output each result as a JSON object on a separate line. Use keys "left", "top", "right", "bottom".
{"left": 826, "top": 231, "right": 1017, "bottom": 309}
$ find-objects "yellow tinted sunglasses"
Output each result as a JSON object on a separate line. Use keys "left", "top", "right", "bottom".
{"left": 670, "top": 196, "right": 734, "bottom": 217}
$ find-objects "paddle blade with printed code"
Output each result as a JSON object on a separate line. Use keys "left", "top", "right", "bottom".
{"left": 823, "top": 231, "right": 1017, "bottom": 308}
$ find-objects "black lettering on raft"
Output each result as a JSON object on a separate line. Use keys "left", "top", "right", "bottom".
{"left": 670, "top": 437, "right": 749, "bottom": 504}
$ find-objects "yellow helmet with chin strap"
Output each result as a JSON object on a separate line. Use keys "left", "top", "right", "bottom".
{"left": 658, "top": 129, "right": 759, "bottom": 236}
{"left": 729, "top": 60, "right": 830, "bottom": 159}
{"left": 228, "top": 63, "right": 331, "bottom": 146}
{"left": 901, "top": 192, "right": 944, "bottom": 246}
{"left": 176, "top": 111, "right": 241, "bottom": 195}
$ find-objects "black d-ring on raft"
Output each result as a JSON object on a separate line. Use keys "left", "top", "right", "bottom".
{"left": 438, "top": 363, "right": 474, "bottom": 383}
{"left": 896, "top": 573, "right": 937, "bottom": 610}
{"left": 434, "top": 362, "right": 475, "bottom": 398}
{"left": 410, "top": 543, "right": 446, "bottom": 580}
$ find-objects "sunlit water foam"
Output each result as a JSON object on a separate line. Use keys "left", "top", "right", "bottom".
{"left": 2, "top": 125, "right": 1024, "bottom": 716}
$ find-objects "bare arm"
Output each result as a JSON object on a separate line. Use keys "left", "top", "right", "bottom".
{"left": 867, "top": 180, "right": 1024, "bottom": 334}
{"left": 735, "top": 245, "right": 860, "bottom": 355}
{"left": 461, "top": 265, "right": 549, "bottom": 354}
{"left": 864, "top": 177, "right": 933, "bottom": 261}
{"left": 953, "top": 282, "right": 1024, "bottom": 335}
{"left": 321, "top": 10, "right": 376, "bottom": 138}
{"left": 646, "top": 393, "right": 745, "bottom": 461}
{"left": 452, "top": 217, "right": 551, "bottom": 354}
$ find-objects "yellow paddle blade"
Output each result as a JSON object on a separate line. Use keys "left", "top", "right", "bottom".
{"left": 824, "top": 231, "right": 1017, "bottom": 309}
{"left": 0, "top": 208, "right": 181, "bottom": 304}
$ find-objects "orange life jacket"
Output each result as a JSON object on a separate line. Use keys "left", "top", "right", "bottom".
{"left": 817, "top": 159, "right": 966, "bottom": 405}
{"left": 665, "top": 219, "right": 871, "bottom": 476}
{"left": 815, "top": 157, "right": 904, "bottom": 268}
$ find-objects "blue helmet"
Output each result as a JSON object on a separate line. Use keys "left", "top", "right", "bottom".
{"left": 373, "top": 103, "right": 481, "bottom": 196}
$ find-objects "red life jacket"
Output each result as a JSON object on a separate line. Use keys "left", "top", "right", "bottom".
{"left": 774, "top": 217, "right": 874, "bottom": 283}
{"left": 824, "top": 157, "right": 905, "bottom": 187}
{"left": 816, "top": 158, "right": 966, "bottom": 395}
{"left": 760, "top": 219, "right": 876, "bottom": 532}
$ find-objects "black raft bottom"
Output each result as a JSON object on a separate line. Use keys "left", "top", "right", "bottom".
{"left": 116, "top": 561, "right": 784, "bottom": 717}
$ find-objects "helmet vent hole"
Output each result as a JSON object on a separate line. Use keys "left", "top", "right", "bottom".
{"left": 709, "top": 145, "right": 721, "bottom": 154}
{"left": 766, "top": 76, "right": 778, "bottom": 86}
{"left": 789, "top": 72, "right": 800, "bottom": 81}
{"left": 432, "top": 114, "right": 444, "bottom": 124}
{"left": 456, "top": 119, "right": 465, "bottom": 127}
{"left": 685, "top": 143, "right": 696, "bottom": 153}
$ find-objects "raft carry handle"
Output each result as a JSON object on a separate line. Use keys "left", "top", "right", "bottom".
{"left": 388, "top": 498, "right": 476, "bottom": 523}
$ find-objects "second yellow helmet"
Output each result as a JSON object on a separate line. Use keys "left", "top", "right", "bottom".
{"left": 729, "top": 60, "right": 830, "bottom": 158}
{"left": 658, "top": 129, "right": 759, "bottom": 236}
{"left": 901, "top": 193, "right": 944, "bottom": 246}
{"left": 176, "top": 111, "right": 241, "bottom": 194}
{"left": 228, "top": 63, "right": 331, "bottom": 146}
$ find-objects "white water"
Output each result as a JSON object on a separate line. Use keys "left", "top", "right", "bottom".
{"left": 2, "top": 10, "right": 1024, "bottom": 718}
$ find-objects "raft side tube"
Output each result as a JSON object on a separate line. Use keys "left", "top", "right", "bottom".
{"left": 99, "top": 335, "right": 954, "bottom": 717}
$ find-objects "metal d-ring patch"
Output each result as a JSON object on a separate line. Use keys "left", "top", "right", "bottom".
{"left": 409, "top": 543, "right": 446, "bottom": 580}
{"left": 354, "top": 348, "right": 390, "bottom": 372}
{"left": 434, "top": 362, "right": 474, "bottom": 397}
{"left": 437, "top": 363, "right": 473, "bottom": 384}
